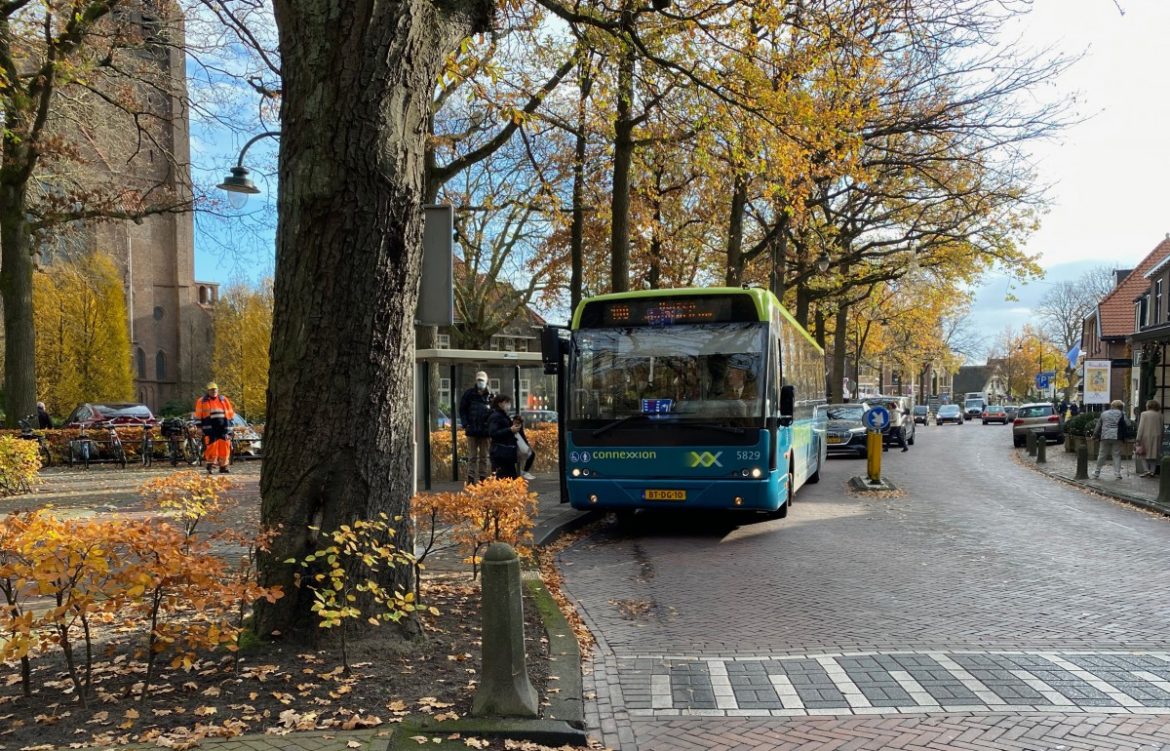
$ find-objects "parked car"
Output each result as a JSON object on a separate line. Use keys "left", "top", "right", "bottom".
{"left": 981, "top": 405, "right": 1009, "bottom": 424}
{"left": 816, "top": 403, "right": 871, "bottom": 458}
{"left": 936, "top": 404, "right": 964, "bottom": 425}
{"left": 520, "top": 409, "right": 558, "bottom": 427}
{"left": 1004, "top": 405, "right": 1019, "bottom": 422}
{"left": 912, "top": 405, "right": 930, "bottom": 425}
{"left": 1012, "top": 402, "right": 1064, "bottom": 447}
{"left": 433, "top": 409, "right": 452, "bottom": 430}
{"left": 64, "top": 402, "right": 155, "bottom": 429}
{"left": 230, "top": 414, "right": 263, "bottom": 457}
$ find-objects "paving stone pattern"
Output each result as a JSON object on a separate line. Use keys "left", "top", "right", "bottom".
{"left": 563, "top": 424, "right": 1170, "bottom": 749}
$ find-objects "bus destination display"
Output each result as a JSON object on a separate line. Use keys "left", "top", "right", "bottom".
{"left": 581, "top": 295, "right": 756, "bottom": 327}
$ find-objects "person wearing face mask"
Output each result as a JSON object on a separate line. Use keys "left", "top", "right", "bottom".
{"left": 459, "top": 371, "right": 495, "bottom": 484}
{"left": 487, "top": 393, "right": 523, "bottom": 479}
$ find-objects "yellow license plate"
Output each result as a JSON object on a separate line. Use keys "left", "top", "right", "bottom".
{"left": 827, "top": 436, "right": 843, "bottom": 444}
{"left": 643, "top": 489, "right": 686, "bottom": 501}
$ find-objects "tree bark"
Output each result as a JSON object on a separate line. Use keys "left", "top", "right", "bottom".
{"left": 724, "top": 174, "right": 747, "bottom": 287}
{"left": 609, "top": 37, "right": 636, "bottom": 294}
{"left": 569, "top": 58, "right": 591, "bottom": 314}
{"left": 0, "top": 182, "right": 36, "bottom": 428}
{"left": 255, "top": 0, "right": 493, "bottom": 639}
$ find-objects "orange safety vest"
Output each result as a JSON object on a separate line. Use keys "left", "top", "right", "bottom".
{"left": 195, "top": 394, "right": 235, "bottom": 423}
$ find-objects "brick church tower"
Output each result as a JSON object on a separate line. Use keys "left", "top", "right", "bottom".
{"left": 75, "top": 2, "right": 216, "bottom": 412}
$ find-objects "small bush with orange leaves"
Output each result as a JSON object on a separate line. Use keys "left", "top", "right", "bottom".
{"left": 428, "top": 426, "right": 559, "bottom": 477}
{"left": 0, "top": 435, "right": 41, "bottom": 495}
{"left": 0, "top": 471, "right": 282, "bottom": 706}
{"left": 414, "top": 476, "right": 539, "bottom": 578}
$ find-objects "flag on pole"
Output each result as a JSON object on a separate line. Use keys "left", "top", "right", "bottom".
{"left": 1066, "top": 343, "right": 1081, "bottom": 369}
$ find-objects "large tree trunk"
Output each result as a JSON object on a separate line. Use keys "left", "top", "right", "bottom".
{"left": 0, "top": 184, "right": 36, "bottom": 428}
{"left": 609, "top": 42, "right": 636, "bottom": 294}
{"left": 255, "top": 0, "right": 493, "bottom": 639}
{"left": 724, "top": 174, "right": 747, "bottom": 287}
{"left": 569, "top": 58, "right": 591, "bottom": 315}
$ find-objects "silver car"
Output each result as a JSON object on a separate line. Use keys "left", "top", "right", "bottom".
{"left": 1011, "top": 402, "right": 1063, "bottom": 447}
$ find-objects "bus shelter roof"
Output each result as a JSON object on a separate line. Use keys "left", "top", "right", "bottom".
{"left": 415, "top": 348, "right": 543, "bottom": 366}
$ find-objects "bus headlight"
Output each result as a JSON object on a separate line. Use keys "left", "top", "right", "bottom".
{"left": 751, "top": 467, "right": 762, "bottom": 478}
{"left": 589, "top": 494, "right": 599, "bottom": 504}
{"left": 571, "top": 468, "right": 581, "bottom": 477}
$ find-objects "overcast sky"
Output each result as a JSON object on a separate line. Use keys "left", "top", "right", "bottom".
{"left": 968, "top": 0, "right": 1170, "bottom": 356}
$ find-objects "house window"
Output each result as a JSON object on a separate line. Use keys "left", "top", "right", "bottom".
{"left": 136, "top": 347, "right": 146, "bottom": 379}
{"left": 519, "top": 378, "right": 531, "bottom": 407}
{"left": 439, "top": 378, "right": 451, "bottom": 408}
{"left": 1139, "top": 298, "right": 1149, "bottom": 330}
{"left": 504, "top": 337, "right": 515, "bottom": 352}
{"left": 437, "top": 334, "right": 451, "bottom": 350}
{"left": 516, "top": 339, "right": 529, "bottom": 352}
{"left": 490, "top": 336, "right": 500, "bottom": 351}
{"left": 1156, "top": 280, "right": 1163, "bottom": 325}
{"left": 155, "top": 350, "right": 167, "bottom": 380}
{"left": 490, "top": 379, "right": 501, "bottom": 393}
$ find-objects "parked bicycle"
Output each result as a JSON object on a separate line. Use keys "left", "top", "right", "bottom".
{"left": 140, "top": 424, "right": 155, "bottom": 468}
{"left": 18, "top": 415, "right": 52, "bottom": 467}
{"left": 161, "top": 417, "right": 201, "bottom": 466}
{"left": 68, "top": 426, "right": 96, "bottom": 469}
{"left": 102, "top": 422, "right": 127, "bottom": 468}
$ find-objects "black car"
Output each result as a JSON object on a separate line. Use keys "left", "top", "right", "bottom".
{"left": 912, "top": 405, "right": 930, "bottom": 424}
{"left": 816, "top": 403, "right": 871, "bottom": 458}
{"left": 936, "top": 404, "right": 964, "bottom": 425}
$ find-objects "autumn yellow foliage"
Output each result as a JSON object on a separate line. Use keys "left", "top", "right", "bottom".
{"left": 0, "top": 436, "right": 41, "bottom": 496}
{"left": 212, "top": 281, "right": 273, "bottom": 420}
{"left": 429, "top": 426, "right": 559, "bottom": 478}
{"left": 414, "top": 476, "right": 539, "bottom": 574}
{"left": 32, "top": 251, "right": 134, "bottom": 417}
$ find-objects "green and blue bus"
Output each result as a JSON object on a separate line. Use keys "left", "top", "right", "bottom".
{"left": 544, "top": 287, "right": 826, "bottom": 517}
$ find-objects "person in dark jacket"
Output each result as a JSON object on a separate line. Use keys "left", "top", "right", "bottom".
{"left": 459, "top": 370, "right": 494, "bottom": 484}
{"left": 487, "top": 394, "right": 523, "bottom": 480}
{"left": 36, "top": 401, "right": 52, "bottom": 429}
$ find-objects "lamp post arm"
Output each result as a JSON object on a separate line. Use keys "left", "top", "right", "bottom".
{"left": 236, "top": 131, "right": 280, "bottom": 167}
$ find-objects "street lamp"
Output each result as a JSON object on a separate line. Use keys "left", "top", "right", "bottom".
{"left": 815, "top": 251, "right": 830, "bottom": 273}
{"left": 217, "top": 131, "right": 279, "bottom": 209}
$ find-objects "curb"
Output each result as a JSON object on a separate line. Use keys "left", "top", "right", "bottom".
{"left": 534, "top": 507, "right": 600, "bottom": 547}
{"left": 389, "top": 717, "right": 586, "bottom": 749}
{"left": 525, "top": 576, "right": 585, "bottom": 728}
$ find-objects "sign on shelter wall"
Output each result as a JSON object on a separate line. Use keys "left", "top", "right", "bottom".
{"left": 1083, "top": 360, "right": 1112, "bottom": 405}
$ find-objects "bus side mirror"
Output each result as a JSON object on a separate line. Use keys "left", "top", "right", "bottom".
{"left": 779, "top": 385, "right": 795, "bottom": 426}
{"left": 541, "top": 326, "right": 568, "bottom": 375}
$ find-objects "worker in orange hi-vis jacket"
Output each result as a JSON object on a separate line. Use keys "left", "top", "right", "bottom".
{"left": 195, "top": 382, "right": 235, "bottom": 474}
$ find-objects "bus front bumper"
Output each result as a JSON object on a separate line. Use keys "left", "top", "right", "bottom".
{"left": 567, "top": 474, "right": 784, "bottom": 513}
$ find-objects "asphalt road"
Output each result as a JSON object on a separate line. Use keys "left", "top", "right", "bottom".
{"left": 559, "top": 419, "right": 1170, "bottom": 750}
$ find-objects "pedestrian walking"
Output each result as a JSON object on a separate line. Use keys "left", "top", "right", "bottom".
{"left": 194, "top": 382, "right": 235, "bottom": 474}
{"left": 885, "top": 400, "right": 909, "bottom": 452}
{"left": 1091, "top": 399, "right": 1130, "bottom": 480}
{"left": 458, "top": 371, "right": 494, "bottom": 484}
{"left": 1134, "top": 399, "right": 1162, "bottom": 478}
{"left": 36, "top": 401, "right": 52, "bottom": 429}
{"left": 487, "top": 394, "right": 522, "bottom": 480}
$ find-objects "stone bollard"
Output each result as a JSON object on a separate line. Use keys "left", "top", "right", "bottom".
{"left": 1025, "top": 430, "right": 1037, "bottom": 456}
{"left": 1075, "top": 444, "right": 1089, "bottom": 480}
{"left": 1159, "top": 458, "right": 1170, "bottom": 506}
{"left": 1035, "top": 437, "right": 1046, "bottom": 464}
{"left": 472, "top": 542, "right": 538, "bottom": 718}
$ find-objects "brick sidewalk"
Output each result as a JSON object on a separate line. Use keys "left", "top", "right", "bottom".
{"left": 1019, "top": 440, "right": 1170, "bottom": 516}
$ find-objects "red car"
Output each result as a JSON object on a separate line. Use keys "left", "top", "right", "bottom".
{"left": 981, "top": 405, "right": 1009, "bottom": 425}
{"left": 63, "top": 402, "right": 156, "bottom": 429}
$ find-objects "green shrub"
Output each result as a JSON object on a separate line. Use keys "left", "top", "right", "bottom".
{"left": 1064, "top": 412, "right": 1098, "bottom": 437}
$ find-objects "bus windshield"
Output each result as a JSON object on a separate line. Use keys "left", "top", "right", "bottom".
{"left": 570, "top": 322, "right": 766, "bottom": 426}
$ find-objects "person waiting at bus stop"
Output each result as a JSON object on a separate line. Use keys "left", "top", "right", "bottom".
{"left": 487, "top": 394, "right": 523, "bottom": 479}
{"left": 459, "top": 371, "right": 494, "bottom": 484}
{"left": 195, "top": 382, "right": 235, "bottom": 474}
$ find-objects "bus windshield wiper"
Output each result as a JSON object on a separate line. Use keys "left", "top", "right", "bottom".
{"left": 677, "top": 422, "right": 746, "bottom": 435}
{"left": 592, "top": 414, "right": 649, "bottom": 437}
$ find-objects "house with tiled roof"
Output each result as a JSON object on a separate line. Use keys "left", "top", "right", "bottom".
{"left": 1081, "top": 235, "right": 1170, "bottom": 408}
{"left": 1127, "top": 236, "right": 1170, "bottom": 414}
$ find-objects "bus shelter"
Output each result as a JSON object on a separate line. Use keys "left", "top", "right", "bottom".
{"left": 414, "top": 348, "right": 557, "bottom": 490}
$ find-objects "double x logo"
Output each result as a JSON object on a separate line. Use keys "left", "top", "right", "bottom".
{"left": 687, "top": 451, "right": 723, "bottom": 468}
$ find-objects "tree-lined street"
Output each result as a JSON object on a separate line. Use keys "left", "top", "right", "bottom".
{"left": 560, "top": 424, "right": 1170, "bottom": 749}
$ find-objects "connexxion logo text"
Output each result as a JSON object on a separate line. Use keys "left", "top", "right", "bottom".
{"left": 592, "top": 450, "right": 657, "bottom": 460}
